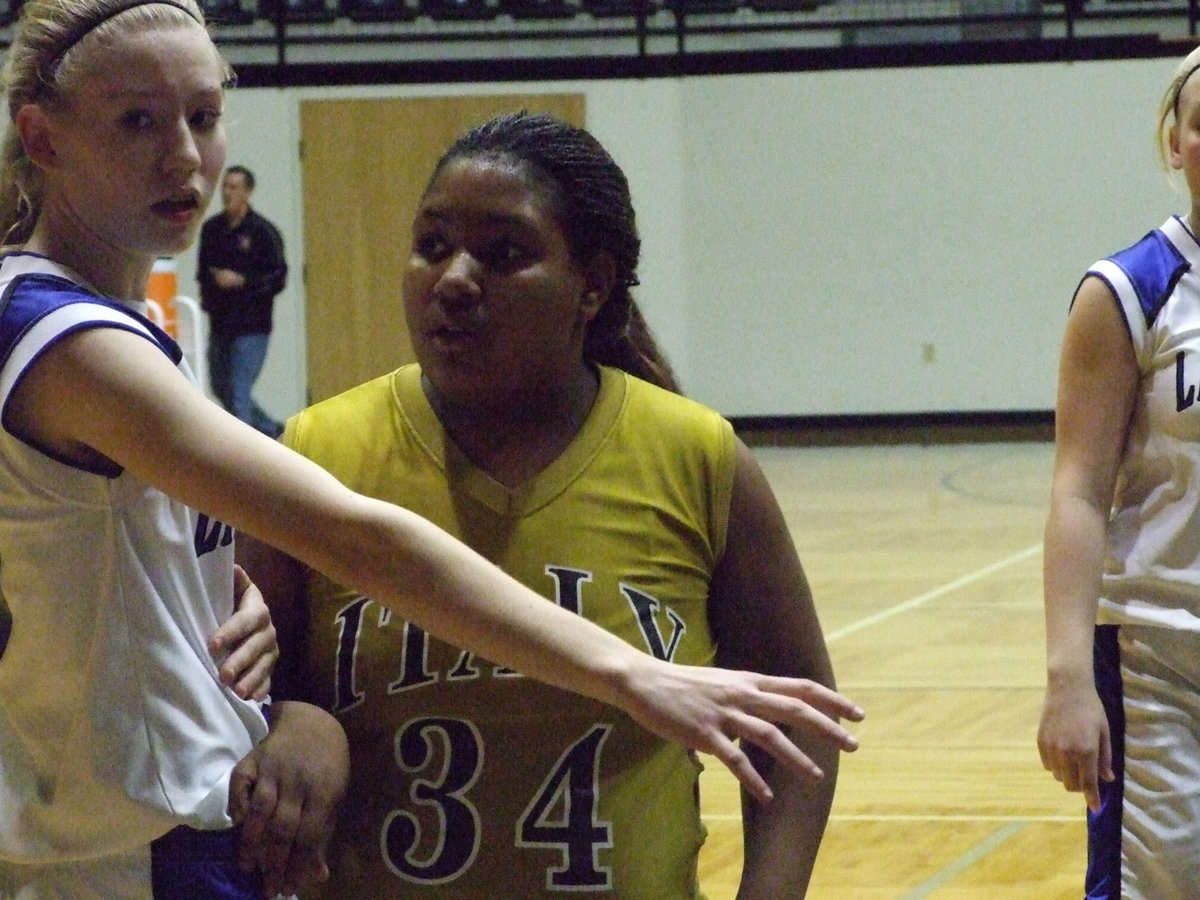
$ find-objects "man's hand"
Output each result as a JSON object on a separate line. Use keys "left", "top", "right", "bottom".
{"left": 210, "top": 267, "right": 246, "bottom": 290}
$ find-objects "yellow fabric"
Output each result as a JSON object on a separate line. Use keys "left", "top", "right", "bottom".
{"left": 285, "top": 364, "right": 736, "bottom": 898}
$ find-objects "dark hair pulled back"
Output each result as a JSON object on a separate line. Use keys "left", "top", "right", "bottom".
{"left": 428, "top": 110, "right": 680, "bottom": 393}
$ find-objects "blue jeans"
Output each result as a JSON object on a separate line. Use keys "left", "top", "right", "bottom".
{"left": 208, "top": 332, "right": 283, "bottom": 438}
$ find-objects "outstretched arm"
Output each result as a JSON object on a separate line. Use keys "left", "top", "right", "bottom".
{"left": 708, "top": 439, "right": 845, "bottom": 898}
{"left": 1037, "top": 275, "right": 1138, "bottom": 813}
{"left": 13, "top": 325, "right": 861, "bottom": 800}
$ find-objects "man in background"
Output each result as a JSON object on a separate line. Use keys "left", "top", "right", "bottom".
{"left": 198, "top": 165, "right": 288, "bottom": 438}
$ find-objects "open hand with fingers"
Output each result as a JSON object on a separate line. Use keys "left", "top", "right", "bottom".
{"left": 621, "top": 658, "right": 863, "bottom": 802}
{"left": 1038, "top": 674, "right": 1113, "bottom": 814}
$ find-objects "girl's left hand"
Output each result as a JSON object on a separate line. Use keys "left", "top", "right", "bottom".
{"left": 210, "top": 564, "right": 279, "bottom": 700}
{"left": 230, "top": 701, "right": 350, "bottom": 897}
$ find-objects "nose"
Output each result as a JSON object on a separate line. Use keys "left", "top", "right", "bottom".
{"left": 163, "top": 116, "right": 202, "bottom": 177}
{"left": 432, "top": 249, "right": 482, "bottom": 305}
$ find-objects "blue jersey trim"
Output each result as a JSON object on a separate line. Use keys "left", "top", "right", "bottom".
{"left": 0, "top": 272, "right": 183, "bottom": 476}
{"left": 1106, "top": 230, "right": 1190, "bottom": 328}
{"left": 0, "top": 272, "right": 181, "bottom": 368}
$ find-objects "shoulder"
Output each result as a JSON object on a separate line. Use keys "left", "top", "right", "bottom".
{"left": 1090, "top": 218, "right": 1196, "bottom": 326}
{"left": 619, "top": 369, "right": 732, "bottom": 438}
{"left": 604, "top": 368, "right": 738, "bottom": 557}
{"left": 284, "top": 369, "right": 399, "bottom": 459}
{"left": 604, "top": 368, "right": 736, "bottom": 477}
{"left": 0, "top": 256, "right": 165, "bottom": 346}
{"left": 247, "top": 209, "right": 283, "bottom": 238}
{"left": 0, "top": 253, "right": 111, "bottom": 332}
{"left": 0, "top": 256, "right": 176, "bottom": 397}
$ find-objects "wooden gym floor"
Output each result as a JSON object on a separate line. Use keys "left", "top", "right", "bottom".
{"left": 695, "top": 439, "right": 1085, "bottom": 899}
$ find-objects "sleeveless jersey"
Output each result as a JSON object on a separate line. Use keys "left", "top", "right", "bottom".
{"left": 0, "top": 253, "right": 267, "bottom": 867}
{"left": 282, "top": 364, "right": 736, "bottom": 899}
{"left": 1090, "top": 216, "right": 1200, "bottom": 629}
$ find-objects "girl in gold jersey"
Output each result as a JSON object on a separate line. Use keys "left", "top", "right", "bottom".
{"left": 241, "top": 111, "right": 859, "bottom": 898}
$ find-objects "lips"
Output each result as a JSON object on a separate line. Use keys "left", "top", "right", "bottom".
{"left": 422, "top": 311, "right": 491, "bottom": 358}
{"left": 428, "top": 323, "right": 473, "bottom": 344}
{"left": 426, "top": 301, "right": 488, "bottom": 337}
{"left": 151, "top": 196, "right": 199, "bottom": 223}
{"left": 152, "top": 189, "right": 200, "bottom": 215}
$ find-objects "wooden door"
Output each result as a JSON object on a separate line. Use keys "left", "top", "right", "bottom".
{"left": 299, "top": 94, "right": 585, "bottom": 405}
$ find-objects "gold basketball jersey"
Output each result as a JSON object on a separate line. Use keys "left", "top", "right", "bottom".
{"left": 284, "top": 365, "right": 736, "bottom": 898}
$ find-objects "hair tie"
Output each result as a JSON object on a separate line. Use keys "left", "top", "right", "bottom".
{"left": 48, "top": 0, "right": 202, "bottom": 71}
{"left": 1174, "top": 60, "right": 1200, "bottom": 116}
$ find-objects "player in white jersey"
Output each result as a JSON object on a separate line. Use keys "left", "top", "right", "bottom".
{"left": 1039, "top": 46, "right": 1200, "bottom": 899}
{"left": 0, "top": 251, "right": 280, "bottom": 898}
{"left": 0, "top": 2, "right": 863, "bottom": 897}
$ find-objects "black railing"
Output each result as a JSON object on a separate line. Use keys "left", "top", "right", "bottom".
{"left": 0, "top": 0, "right": 1192, "bottom": 80}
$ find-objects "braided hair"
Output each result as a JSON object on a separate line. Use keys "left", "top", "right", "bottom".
{"left": 427, "top": 111, "right": 681, "bottom": 393}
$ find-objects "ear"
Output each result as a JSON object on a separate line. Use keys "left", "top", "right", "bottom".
{"left": 579, "top": 251, "right": 617, "bottom": 323}
{"left": 15, "top": 104, "right": 58, "bottom": 172}
{"left": 1170, "top": 121, "right": 1184, "bottom": 171}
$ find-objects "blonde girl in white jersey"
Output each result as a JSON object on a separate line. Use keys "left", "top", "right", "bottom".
{"left": 1039, "top": 44, "right": 1200, "bottom": 899}
{"left": 0, "top": 0, "right": 863, "bottom": 896}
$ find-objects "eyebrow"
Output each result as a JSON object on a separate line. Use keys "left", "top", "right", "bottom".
{"left": 419, "top": 206, "right": 536, "bottom": 230}
{"left": 99, "top": 81, "right": 223, "bottom": 103}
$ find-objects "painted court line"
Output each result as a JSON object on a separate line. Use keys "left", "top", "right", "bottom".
{"left": 824, "top": 543, "right": 1043, "bottom": 645}
{"left": 898, "top": 821, "right": 1027, "bottom": 900}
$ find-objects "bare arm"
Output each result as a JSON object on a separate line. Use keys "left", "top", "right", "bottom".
{"left": 12, "top": 326, "right": 861, "bottom": 799}
{"left": 708, "top": 439, "right": 843, "bottom": 898}
{"left": 1037, "top": 275, "right": 1138, "bottom": 813}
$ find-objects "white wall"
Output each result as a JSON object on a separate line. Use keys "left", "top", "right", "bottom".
{"left": 182, "top": 57, "right": 1182, "bottom": 421}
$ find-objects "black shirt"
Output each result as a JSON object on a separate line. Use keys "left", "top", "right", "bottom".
{"left": 196, "top": 207, "right": 287, "bottom": 337}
